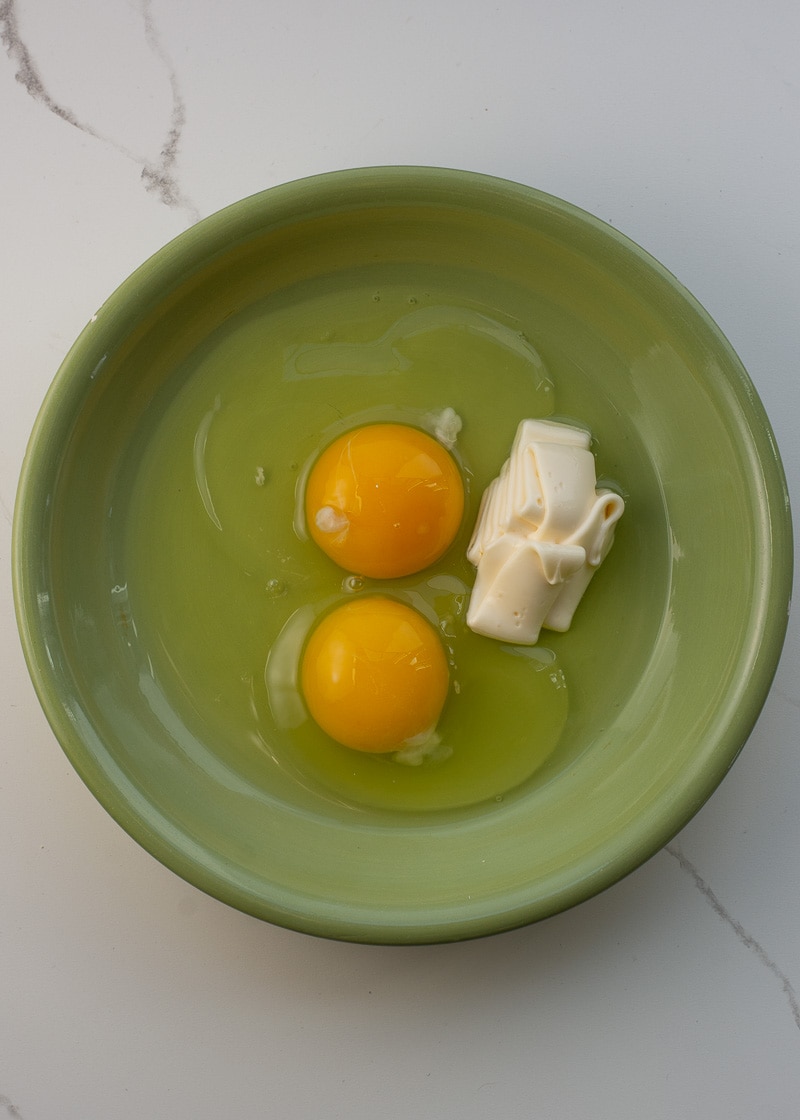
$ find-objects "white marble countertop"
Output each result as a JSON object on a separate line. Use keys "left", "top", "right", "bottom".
{"left": 2, "top": 2, "right": 798, "bottom": 1117}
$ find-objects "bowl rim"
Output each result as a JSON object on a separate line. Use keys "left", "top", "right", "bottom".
{"left": 12, "top": 165, "right": 795, "bottom": 943}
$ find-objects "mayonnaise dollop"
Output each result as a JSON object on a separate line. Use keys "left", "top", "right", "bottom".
{"left": 466, "top": 419, "right": 625, "bottom": 645}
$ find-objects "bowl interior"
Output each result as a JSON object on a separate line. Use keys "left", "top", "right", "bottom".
{"left": 14, "top": 168, "right": 792, "bottom": 943}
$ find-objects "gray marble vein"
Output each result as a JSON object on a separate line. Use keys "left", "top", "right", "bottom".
{"left": 138, "top": 0, "right": 199, "bottom": 219}
{"left": 0, "top": 0, "right": 199, "bottom": 223}
{"left": 666, "top": 842, "right": 800, "bottom": 1032}
{"left": 0, "top": 0, "right": 111, "bottom": 141}
{"left": 0, "top": 1095, "right": 24, "bottom": 1120}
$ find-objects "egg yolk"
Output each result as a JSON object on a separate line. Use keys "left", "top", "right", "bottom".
{"left": 305, "top": 423, "right": 464, "bottom": 579}
{"left": 300, "top": 596, "right": 450, "bottom": 753}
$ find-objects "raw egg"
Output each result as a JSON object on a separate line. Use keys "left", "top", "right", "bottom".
{"left": 304, "top": 423, "right": 464, "bottom": 579}
{"left": 300, "top": 596, "right": 450, "bottom": 753}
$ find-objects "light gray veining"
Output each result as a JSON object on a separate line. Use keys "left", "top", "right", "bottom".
{"left": 666, "top": 843, "right": 800, "bottom": 1032}
{"left": 0, "top": 0, "right": 199, "bottom": 224}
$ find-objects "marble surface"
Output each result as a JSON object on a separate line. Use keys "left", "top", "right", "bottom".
{"left": 1, "top": 2, "right": 798, "bottom": 1117}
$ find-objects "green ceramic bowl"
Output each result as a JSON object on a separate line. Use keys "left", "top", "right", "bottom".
{"left": 13, "top": 168, "right": 792, "bottom": 943}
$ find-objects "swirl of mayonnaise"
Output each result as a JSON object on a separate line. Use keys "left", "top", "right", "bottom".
{"left": 466, "top": 419, "right": 625, "bottom": 645}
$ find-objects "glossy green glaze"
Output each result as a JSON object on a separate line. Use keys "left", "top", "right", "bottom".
{"left": 13, "top": 168, "right": 793, "bottom": 943}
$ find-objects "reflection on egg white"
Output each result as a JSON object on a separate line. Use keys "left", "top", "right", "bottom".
{"left": 283, "top": 304, "right": 552, "bottom": 386}
{"left": 264, "top": 604, "right": 316, "bottom": 731}
{"left": 193, "top": 393, "right": 223, "bottom": 531}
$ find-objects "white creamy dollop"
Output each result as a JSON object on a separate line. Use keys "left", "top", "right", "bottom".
{"left": 466, "top": 419, "right": 625, "bottom": 645}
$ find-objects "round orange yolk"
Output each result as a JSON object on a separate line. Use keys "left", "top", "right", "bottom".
{"left": 304, "top": 423, "right": 464, "bottom": 579}
{"left": 300, "top": 597, "right": 450, "bottom": 753}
